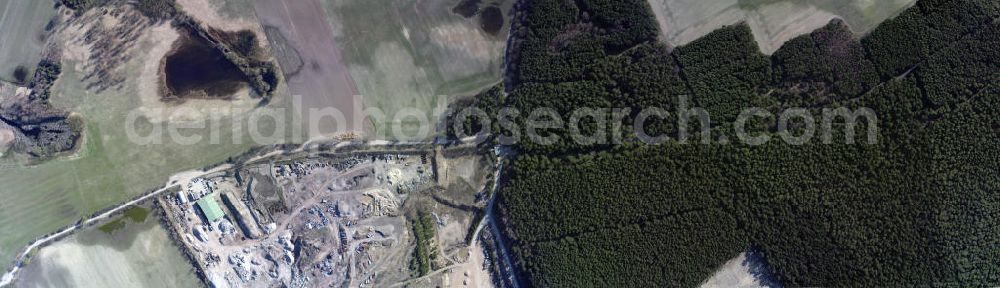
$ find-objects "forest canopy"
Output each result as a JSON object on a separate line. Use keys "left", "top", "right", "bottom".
{"left": 495, "top": 0, "right": 1000, "bottom": 286}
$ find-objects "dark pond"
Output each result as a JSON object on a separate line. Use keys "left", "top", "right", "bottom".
{"left": 452, "top": 0, "right": 482, "bottom": 18}
{"left": 479, "top": 6, "right": 504, "bottom": 36}
{"left": 163, "top": 35, "right": 248, "bottom": 99}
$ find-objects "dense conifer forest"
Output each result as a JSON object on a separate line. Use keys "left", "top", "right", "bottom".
{"left": 482, "top": 0, "right": 1000, "bottom": 286}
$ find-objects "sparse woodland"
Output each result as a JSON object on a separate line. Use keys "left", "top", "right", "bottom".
{"left": 0, "top": 58, "right": 81, "bottom": 158}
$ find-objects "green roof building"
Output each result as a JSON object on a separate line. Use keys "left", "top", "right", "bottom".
{"left": 196, "top": 194, "right": 226, "bottom": 222}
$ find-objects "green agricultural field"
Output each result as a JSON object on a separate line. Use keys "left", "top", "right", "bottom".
{"left": 17, "top": 206, "right": 200, "bottom": 288}
{"left": 0, "top": 63, "right": 257, "bottom": 268}
{"left": 322, "top": 0, "right": 508, "bottom": 139}
{"left": 0, "top": 1, "right": 58, "bottom": 83}
{"left": 97, "top": 206, "right": 150, "bottom": 234}
{"left": 204, "top": 0, "right": 256, "bottom": 20}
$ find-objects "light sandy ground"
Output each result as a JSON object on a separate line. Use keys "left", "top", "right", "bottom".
{"left": 647, "top": 0, "right": 916, "bottom": 54}
{"left": 451, "top": 157, "right": 481, "bottom": 188}
{"left": 444, "top": 245, "right": 490, "bottom": 288}
{"left": 438, "top": 154, "right": 484, "bottom": 192}
{"left": 700, "top": 252, "right": 771, "bottom": 288}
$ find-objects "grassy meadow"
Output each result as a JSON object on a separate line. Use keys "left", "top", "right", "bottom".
{"left": 322, "top": 0, "right": 507, "bottom": 139}
{"left": 0, "top": 1, "right": 58, "bottom": 83}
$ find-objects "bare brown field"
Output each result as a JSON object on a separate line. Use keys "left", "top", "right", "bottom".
{"left": 254, "top": 0, "right": 365, "bottom": 138}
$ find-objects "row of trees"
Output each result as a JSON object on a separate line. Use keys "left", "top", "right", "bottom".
{"left": 411, "top": 210, "right": 437, "bottom": 276}
{"left": 60, "top": 0, "right": 177, "bottom": 20}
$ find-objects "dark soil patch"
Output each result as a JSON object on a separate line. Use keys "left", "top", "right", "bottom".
{"left": 162, "top": 34, "right": 249, "bottom": 99}
{"left": 452, "top": 0, "right": 482, "bottom": 18}
{"left": 478, "top": 6, "right": 504, "bottom": 36}
{"left": 98, "top": 206, "right": 150, "bottom": 234}
{"left": 12, "top": 66, "right": 29, "bottom": 84}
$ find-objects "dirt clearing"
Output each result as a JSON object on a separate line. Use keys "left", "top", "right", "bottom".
{"left": 700, "top": 251, "right": 778, "bottom": 288}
